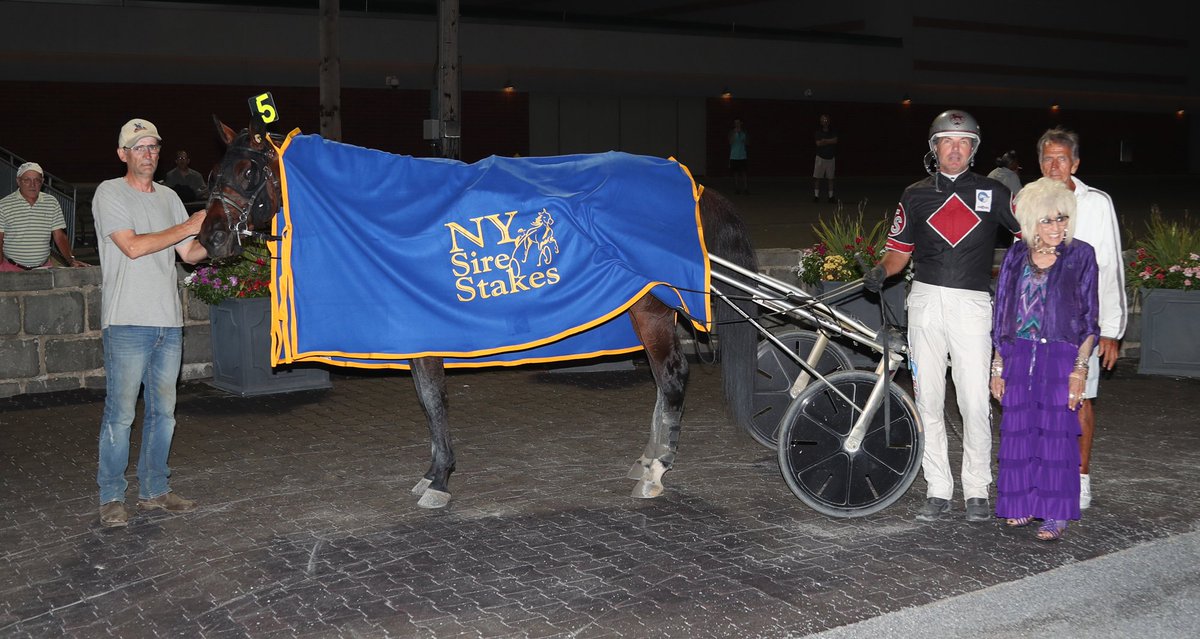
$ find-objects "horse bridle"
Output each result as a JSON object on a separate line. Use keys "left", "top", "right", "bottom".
{"left": 209, "top": 134, "right": 282, "bottom": 245}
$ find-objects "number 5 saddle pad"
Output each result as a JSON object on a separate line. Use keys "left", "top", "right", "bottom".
{"left": 270, "top": 132, "right": 712, "bottom": 369}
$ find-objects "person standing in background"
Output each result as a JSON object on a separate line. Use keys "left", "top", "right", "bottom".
{"left": 988, "top": 150, "right": 1023, "bottom": 197}
{"left": 1037, "top": 126, "right": 1127, "bottom": 511}
{"left": 813, "top": 114, "right": 838, "bottom": 203}
{"left": 729, "top": 119, "right": 749, "bottom": 195}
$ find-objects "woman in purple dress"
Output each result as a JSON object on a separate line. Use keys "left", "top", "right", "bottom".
{"left": 990, "top": 177, "right": 1099, "bottom": 541}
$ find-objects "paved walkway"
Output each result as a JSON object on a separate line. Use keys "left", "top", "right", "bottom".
{"left": 1, "top": 357, "right": 1197, "bottom": 637}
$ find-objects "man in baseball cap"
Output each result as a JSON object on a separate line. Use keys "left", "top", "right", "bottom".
{"left": 0, "top": 161, "right": 86, "bottom": 271}
{"left": 92, "top": 117, "right": 208, "bottom": 527}
{"left": 118, "top": 118, "right": 162, "bottom": 149}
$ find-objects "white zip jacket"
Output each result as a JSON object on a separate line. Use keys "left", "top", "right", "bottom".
{"left": 1070, "top": 176, "right": 1127, "bottom": 339}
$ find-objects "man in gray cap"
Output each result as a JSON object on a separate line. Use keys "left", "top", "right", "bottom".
{"left": 0, "top": 162, "right": 87, "bottom": 271}
{"left": 92, "top": 118, "right": 209, "bottom": 527}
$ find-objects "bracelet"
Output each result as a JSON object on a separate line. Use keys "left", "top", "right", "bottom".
{"left": 990, "top": 364, "right": 1003, "bottom": 377}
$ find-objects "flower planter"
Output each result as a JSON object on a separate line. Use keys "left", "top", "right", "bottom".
{"left": 209, "top": 297, "right": 332, "bottom": 395}
{"left": 1137, "top": 288, "right": 1200, "bottom": 378}
{"left": 818, "top": 280, "right": 907, "bottom": 368}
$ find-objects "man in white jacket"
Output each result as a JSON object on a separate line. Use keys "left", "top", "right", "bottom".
{"left": 1037, "top": 127, "right": 1127, "bottom": 510}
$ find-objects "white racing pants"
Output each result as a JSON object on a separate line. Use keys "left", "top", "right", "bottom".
{"left": 907, "top": 281, "right": 994, "bottom": 502}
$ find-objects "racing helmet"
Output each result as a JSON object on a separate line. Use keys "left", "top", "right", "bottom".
{"left": 927, "top": 109, "right": 981, "bottom": 156}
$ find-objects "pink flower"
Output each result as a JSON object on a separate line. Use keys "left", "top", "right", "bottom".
{"left": 1186, "top": 279, "right": 1194, "bottom": 287}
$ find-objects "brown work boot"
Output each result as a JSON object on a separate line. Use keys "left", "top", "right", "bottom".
{"left": 137, "top": 492, "right": 197, "bottom": 512}
{"left": 99, "top": 502, "right": 129, "bottom": 527}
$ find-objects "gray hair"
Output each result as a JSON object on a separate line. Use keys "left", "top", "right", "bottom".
{"left": 1015, "top": 177, "right": 1078, "bottom": 247}
{"left": 1037, "top": 127, "right": 1080, "bottom": 162}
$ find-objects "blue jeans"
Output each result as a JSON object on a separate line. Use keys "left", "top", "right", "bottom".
{"left": 97, "top": 326, "right": 183, "bottom": 504}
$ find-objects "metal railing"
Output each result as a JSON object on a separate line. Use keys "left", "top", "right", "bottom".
{"left": 1, "top": 146, "right": 79, "bottom": 248}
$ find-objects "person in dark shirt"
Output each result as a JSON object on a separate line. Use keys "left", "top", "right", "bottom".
{"left": 864, "top": 109, "right": 1020, "bottom": 523}
{"left": 813, "top": 114, "right": 838, "bottom": 203}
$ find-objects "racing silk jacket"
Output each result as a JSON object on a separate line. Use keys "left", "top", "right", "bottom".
{"left": 1068, "top": 176, "right": 1127, "bottom": 340}
{"left": 885, "top": 171, "right": 1020, "bottom": 293}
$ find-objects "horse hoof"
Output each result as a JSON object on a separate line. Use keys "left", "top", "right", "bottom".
{"left": 417, "top": 489, "right": 451, "bottom": 509}
{"left": 629, "top": 459, "right": 668, "bottom": 499}
{"left": 631, "top": 479, "right": 663, "bottom": 499}
{"left": 411, "top": 477, "right": 432, "bottom": 496}
{"left": 626, "top": 459, "right": 649, "bottom": 480}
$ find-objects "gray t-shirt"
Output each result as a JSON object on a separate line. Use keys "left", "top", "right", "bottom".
{"left": 987, "top": 167, "right": 1022, "bottom": 197}
{"left": 92, "top": 178, "right": 189, "bottom": 328}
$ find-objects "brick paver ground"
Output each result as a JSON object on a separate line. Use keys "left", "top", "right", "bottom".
{"left": 2, "top": 358, "right": 1198, "bottom": 638}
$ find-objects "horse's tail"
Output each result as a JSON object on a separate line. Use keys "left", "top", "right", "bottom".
{"left": 698, "top": 187, "right": 759, "bottom": 432}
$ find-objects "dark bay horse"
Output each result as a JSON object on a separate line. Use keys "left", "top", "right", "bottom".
{"left": 198, "top": 117, "right": 759, "bottom": 509}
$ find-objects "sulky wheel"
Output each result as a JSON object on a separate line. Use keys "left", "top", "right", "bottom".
{"left": 776, "top": 370, "right": 922, "bottom": 517}
{"left": 746, "top": 329, "right": 853, "bottom": 449}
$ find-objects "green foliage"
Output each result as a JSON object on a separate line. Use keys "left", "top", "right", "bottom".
{"left": 1126, "top": 207, "right": 1200, "bottom": 291}
{"left": 795, "top": 202, "right": 889, "bottom": 286}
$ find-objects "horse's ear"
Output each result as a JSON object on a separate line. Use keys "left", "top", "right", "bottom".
{"left": 214, "top": 115, "right": 237, "bottom": 146}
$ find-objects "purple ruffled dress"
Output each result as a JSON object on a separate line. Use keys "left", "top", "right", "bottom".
{"left": 994, "top": 262, "right": 1082, "bottom": 522}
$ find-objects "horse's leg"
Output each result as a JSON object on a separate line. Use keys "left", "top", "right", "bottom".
{"left": 409, "top": 356, "right": 454, "bottom": 508}
{"left": 626, "top": 295, "right": 688, "bottom": 498}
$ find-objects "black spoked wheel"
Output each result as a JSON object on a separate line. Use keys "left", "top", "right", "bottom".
{"left": 776, "top": 370, "right": 922, "bottom": 517}
{"left": 746, "top": 329, "right": 853, "bottom": 449}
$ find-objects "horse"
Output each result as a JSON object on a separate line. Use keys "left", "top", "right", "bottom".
{"left": 198, "top": 116, "right": 760, "bottom": 509}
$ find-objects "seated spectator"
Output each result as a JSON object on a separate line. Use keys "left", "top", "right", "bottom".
{"left": 162, "top": 150, "right": 208, "bottom": 203}
{"left": 1, "top": 162, "right": 86, "bottom": 271}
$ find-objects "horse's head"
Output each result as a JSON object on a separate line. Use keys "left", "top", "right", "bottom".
{"left": 199, "top": 116, "right": 282, "bottom": 260}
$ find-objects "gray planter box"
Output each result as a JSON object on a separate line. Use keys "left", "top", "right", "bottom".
{"left": 1137, "top": 288, "right": 1200, "bottom": 378}
{"left": 210, "top": 297, "right": 332, "bottom": 395}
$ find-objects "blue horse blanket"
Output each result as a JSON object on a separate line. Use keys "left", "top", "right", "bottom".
{"left": 270, "top": 132, "right": 711, "bottom": 369}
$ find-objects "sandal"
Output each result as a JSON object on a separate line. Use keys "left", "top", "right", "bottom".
{"left": 1036, "top": 519, "right": 1067, "bottom": 541}
{"left": 1006, "top": 516, "right": 1035, "bottom": 528}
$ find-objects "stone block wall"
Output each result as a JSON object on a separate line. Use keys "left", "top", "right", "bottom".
{"left": 0, "top": 266, "right": 212, "bottom": 398}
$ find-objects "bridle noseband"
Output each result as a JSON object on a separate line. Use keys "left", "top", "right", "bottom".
{"left": 209, "top": 134, "right": 282, "bottom": 245}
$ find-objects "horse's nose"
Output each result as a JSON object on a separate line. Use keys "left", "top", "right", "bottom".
{"left": 208, "top": 229, "right": 229, "bottom": 253}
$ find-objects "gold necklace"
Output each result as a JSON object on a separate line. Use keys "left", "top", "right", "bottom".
{"left": 1034, "top": 245, "right": 1058, "bottom": 255}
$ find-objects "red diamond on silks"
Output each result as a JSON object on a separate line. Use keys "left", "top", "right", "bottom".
{"left": 926, "top": 194, "right": 981, "bottom": 247}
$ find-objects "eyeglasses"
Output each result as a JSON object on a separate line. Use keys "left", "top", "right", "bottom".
{"left": 17, "top": 176, "right": 44, "bottom": 185}
{"left": 125, "top": 144, "right": 162, "bottom": 155}
{"left": 1038, "top": 215, "right": 1070, "bottom": 225}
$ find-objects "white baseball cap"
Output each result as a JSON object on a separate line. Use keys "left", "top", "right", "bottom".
{"left": 16, "top": 162, "right": 43, "bottom": 177}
